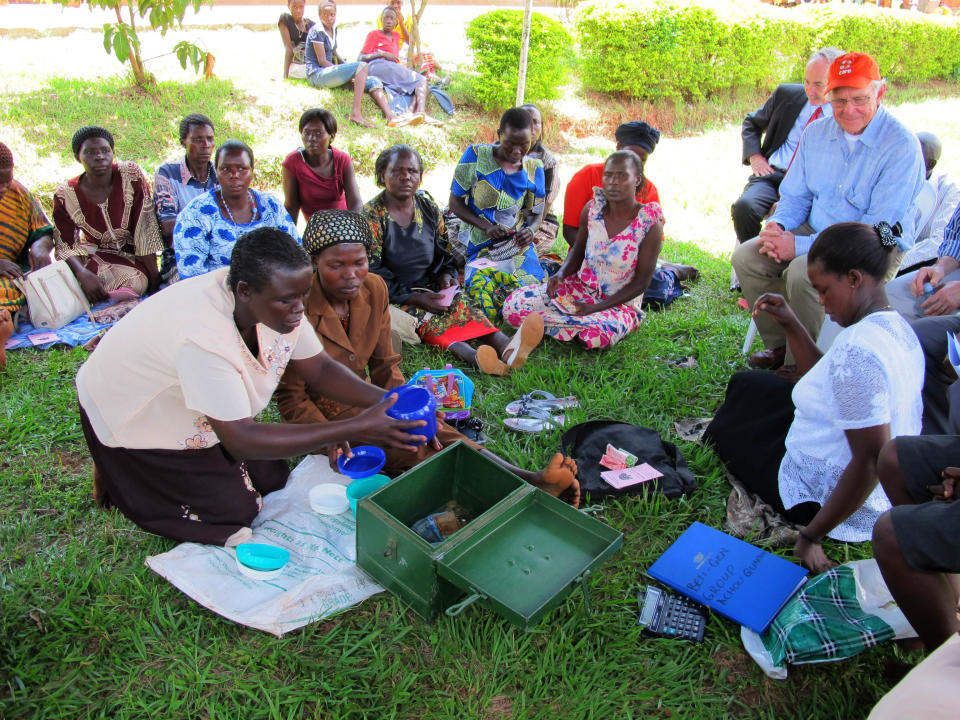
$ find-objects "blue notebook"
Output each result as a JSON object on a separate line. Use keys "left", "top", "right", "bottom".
{"left": 647, "top": 522, "right": 808, "bottom": 633}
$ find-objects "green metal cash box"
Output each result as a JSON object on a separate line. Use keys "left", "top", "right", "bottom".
{"left": 356, "top": 442, "right": 623, "bottom": 628}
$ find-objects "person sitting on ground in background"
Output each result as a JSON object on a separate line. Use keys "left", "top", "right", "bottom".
{"left": 449, "top": 107, "right": 546, "bottom": 322}
{"left": 732, "top": 52, "right": 926, "bottom": 378}
{"left": 0, "top": 142, "right": 54, "bottom": 368}
{"left": 305, "top": 1, "right": 387, "bottom": 128}
{"left": 279, "top": 0, "right": 315, "bottom": 79}
{"left": 521, "top": 103, "right": 562, "bottom": 256}
{"left": 358, "top": 7, "right": 435, "bottom": 127}
{"left": 887, "top": 138, "right": 960, "bottom": 318}
{"left": 873, "top": 429, "right": 960, "bottom": 653}
{"left": 277, "top": 0, "right": 314, "bottom": 80}
{"left": 275, "top": 209, "right": 580, "bottom": 505}
{"left": 376, "top": 0, "right": 409, "bottom": 55}
{"left": 282, "top": 107, "right": 362, "bottom": 222}
{"left": 154, "top": 114, "right": 218, "bottom": 282}
{"left": 731, "top": 47, "right": 842, "bottom": 245}
{"left": 77, "top": 228, "right": 434, "bottom": 546}
{"left": 706, "top": 222, "right": 923, "bottom": 572}
{"left": 562, "top": 121, "right": 661, "bottom": 250}
{"left": 54, "top": 126, "right": 163, "bottom": 303}
{"left": 362, "top": 145, "right": 544, "bottom": 375}
{"left": 502, "top": 151, "right": 665, "bottom": 350}
{"left": 175, "top": 140, "right": 298, "bottom": 279}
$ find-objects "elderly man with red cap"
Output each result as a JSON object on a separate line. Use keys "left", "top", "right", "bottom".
{"left": 732, "top": 52, "right": 926, "bottom": 378}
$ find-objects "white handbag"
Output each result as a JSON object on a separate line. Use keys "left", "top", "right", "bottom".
{"left": 14, "top": 261, "right": 94, "bottom": 330}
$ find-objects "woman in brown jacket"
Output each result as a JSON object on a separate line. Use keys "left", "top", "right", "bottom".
{"left": 275, "top": 209, "right": 581, "bottom": 505}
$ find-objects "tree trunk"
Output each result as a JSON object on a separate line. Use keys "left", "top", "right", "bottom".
{"left": 125, "top": 0, "right": 148, "bottom": 86}
{"left": 516, "top": 0, "right": 533, "bottom": 105}
{"left": 406, "top": 0, "right": 427, "bottom": 70}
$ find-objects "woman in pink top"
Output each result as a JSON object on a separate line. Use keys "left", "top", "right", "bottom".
{"left": 282, "top": 108, "right": 362, "bottom": 222}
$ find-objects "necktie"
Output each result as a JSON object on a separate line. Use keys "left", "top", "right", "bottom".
{"left": 785, "top": 106, "right": 823, "bottom": 174}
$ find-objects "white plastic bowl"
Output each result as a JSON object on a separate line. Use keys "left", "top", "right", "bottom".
{"left": 235, "top": 556, "right": 284, "bottom": 581}
{"left": 309, "top": 483, "right": 350, "bottom": 515}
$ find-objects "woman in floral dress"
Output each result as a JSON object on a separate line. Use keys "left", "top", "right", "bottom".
{"left": 502, "top": 150, "right": 664, "bottom": 350}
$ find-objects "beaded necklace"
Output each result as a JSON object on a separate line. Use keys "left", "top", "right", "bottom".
{"left": 220, "top": 188, "right": 258, "bottom": 227}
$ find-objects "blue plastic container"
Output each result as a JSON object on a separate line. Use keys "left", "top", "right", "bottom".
{"left": 235, "top": 543, "right": 290, "bottom": 571}
{"left": 337, "top": 445, "right": 387, "bottom": 479}
{"left": 346, "top": 474, "right": 392, "bottom": 516}
{"left": 383, "top": 385, "right": 437, "bottom": 444}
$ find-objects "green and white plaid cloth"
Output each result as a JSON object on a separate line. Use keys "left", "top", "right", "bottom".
{"left": 759, "top": 565, "right": 895, "bottom": 668}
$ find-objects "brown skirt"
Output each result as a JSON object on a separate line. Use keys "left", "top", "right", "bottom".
{"left": 79, "top": 403, "right": 290, "bottom": 546}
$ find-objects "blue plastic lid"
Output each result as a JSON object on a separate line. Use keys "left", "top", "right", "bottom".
{"left": 235, "top": 543, "right": 290, "bottom": 571}
{"left": 337, "top": 445, "right": 387, "bottom": 479}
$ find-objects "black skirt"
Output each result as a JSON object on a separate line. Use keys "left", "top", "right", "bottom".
{"left": 704, "top": 370, "right": 818, "bottom": 525}
{"left": 80, "top": 402, "right": 290, "bottom": 546}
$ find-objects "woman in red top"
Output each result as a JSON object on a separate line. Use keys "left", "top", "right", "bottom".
{"left": 282, "top": 108, "right": 363, "bottom": 222}
{"left": 358, "top": 6, "right": 433, "bottom": 126}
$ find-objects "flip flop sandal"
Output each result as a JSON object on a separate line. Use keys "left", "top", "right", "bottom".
{"left": 387, "top": 114, "right": 415, "bottom": 128}
{"left": 505, "top": 391, "right": 579, "bottom": 416}
{"left": 501, "top": 313, "right": 544, "bottom": 370}
{"left": 503, "top": 407, "right": 565, "bottom": 433}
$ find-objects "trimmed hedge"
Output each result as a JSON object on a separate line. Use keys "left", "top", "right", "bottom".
{"left": 465, "top": 9, "right": 574, "bottom": 110}
{"left": 576, "top": 0, "right": 960, "bottom": 101}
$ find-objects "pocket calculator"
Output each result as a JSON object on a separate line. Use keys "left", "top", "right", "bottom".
{"left": 636, "top": 585, "right": 707, "bottom": 642}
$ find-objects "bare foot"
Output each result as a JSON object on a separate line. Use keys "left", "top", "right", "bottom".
{"left": 662, "top": 262, "right": 700, "bottom": 281}
{"left": 531, "top": 453, "right": 581, "bottom": 508}
{"left": 92, "top": 465, "right": 112, "bottom": 509}
{"left": 0, "top": 309, "right": 13, "bottom": 371}
{"left": 348, "top": 113, "right": 374, "bottom": 128}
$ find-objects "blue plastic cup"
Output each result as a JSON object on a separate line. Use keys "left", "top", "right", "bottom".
{"left": 383, "top": 385, "right": 437, "bottom": 445}
{"left": 337, "top": 445, "right": 386, "bottom": 479}
{"left": 346, "top": 474, "right": 392, "bottom": 516}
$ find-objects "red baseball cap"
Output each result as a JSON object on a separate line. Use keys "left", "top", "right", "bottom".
{"left": 826, "top": 52, "right": 881, "bottom": 93}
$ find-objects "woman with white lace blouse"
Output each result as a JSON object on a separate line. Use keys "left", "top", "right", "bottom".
{"left": 705, "top": 221, "right": 923, "bottom": 573}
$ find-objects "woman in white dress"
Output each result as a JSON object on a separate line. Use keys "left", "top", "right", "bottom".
{"left": 705, "top": 221, "right": 923, "bottom": 572}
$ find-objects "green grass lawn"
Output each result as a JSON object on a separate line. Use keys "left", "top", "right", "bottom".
{"left": 1, "top": 45, "right": 954, "bottom": 718}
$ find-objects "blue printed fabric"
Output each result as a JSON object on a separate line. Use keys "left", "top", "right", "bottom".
{"left": 173, "top": 189, "right": 298, "bottom": 279}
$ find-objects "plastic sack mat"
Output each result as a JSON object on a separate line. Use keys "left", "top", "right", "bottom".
{"left": 146, "top": 454, "right": 384, "bottom": 636}
{"left": 741, "top": 559, "right": 916, "bottom": 679}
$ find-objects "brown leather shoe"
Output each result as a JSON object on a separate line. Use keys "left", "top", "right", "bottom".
{"left": 748, "top": 346, "right": 786, "bottom": 370}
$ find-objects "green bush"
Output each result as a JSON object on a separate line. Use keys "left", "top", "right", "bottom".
{"left": 465, "top": 9, "right": 575, "bottom": 110}
{"left": 576, "top": 0, "right": 960, "bottom": 101}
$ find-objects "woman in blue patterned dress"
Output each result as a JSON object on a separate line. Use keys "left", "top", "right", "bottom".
{"left": 175, "top": 140, "right": 298, "bottom": 279}
{"left": 448, "top": 107, "right": 546, "bottom": 322}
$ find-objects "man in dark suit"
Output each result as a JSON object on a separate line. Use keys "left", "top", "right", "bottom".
{"left": 731, "top": 47, "right": 844, "bottom": 243}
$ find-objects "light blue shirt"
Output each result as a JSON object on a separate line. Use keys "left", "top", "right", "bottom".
{"left": 770, "top": 105, "right": 925, "bottom": 255}
{"left": 937, "top": 202, "right": 960, "bottom": 261}
{"left": 767, "top": 101, "right": 834, "bottom": 171}
{"left": 174, "top": 188, "right": 299, "bottom": 279}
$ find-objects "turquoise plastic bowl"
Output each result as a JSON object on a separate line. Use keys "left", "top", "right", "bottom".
{"left": 346, "top": 474, "right": 392, "bottom": 516}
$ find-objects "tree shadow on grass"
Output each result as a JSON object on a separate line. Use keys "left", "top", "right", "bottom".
{"left": 1, "top": 75, "right": 265, "bottom": 169}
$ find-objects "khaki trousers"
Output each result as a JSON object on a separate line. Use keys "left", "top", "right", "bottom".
{"left": 732, "top": 224, "right": 901, "bottom": 365}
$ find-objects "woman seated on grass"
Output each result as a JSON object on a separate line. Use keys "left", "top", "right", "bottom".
{"left": 275, "top": 209, "right": 580, "bottom": 504}
{"left": 175, "top": 140, "right": 298, "bottom": 279}
{"left": 502, "top": 151, "right": 666, "bottom": 350}
{"left": 521, "top": 103, "right": 562, "bottom": 257}
{"left": 0, "top": 142, "right": 55, "bottom": 369}
{"left": 53, "top": 126, "right": 163, "bottom": 302}
{"left": 154, "top": 113, "right": 218, "bottom": 281}
{"left": 449, "top": 107, "right": 546, "bottom": 322}
{"left": 278, "top": 0, "right": 314, "bottom": 79}
{"left": 77, "top": 228, "right": 433, "bottom": 546}
{"left": 305, "top": 1, "right": 388, "bottom": 128}
{"left": 704, "top": 222, "right": 924, "bottom": 572}
{"left": 363, "top": 144, "right": 544, "bottom": 375}
{"left": 282, "top": 107, "right": 362, "bottom": 222}
{"left": 358, "top": 6, "right": 435, "bottom": 127}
